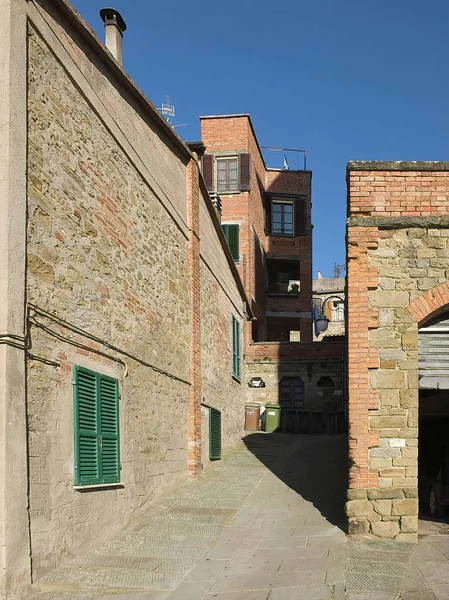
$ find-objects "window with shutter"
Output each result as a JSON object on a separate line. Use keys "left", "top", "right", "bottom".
{"left": 222, "top": 224, "right": 239, "bottom": 262}
{"left": 216, "top": 157, "right": 239, "bottom": 192}
{"left": 73, "top": 366, "right": 120, "bottom": 486}
{"left": 209, "top": 408, "right": 222, "bottom": 460}
{"left": 271, "top": 201, "right": 294, "bottom": 235}
{"left": 231, "top": 315, "right": 241, "bottom": 381}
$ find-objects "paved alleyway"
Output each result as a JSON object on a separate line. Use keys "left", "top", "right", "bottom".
{"left": 28, "top": 434, "right": 449, "bottom": 600}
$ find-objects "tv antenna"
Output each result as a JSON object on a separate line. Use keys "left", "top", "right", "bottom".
{"left": 158, "top": 95, "right": 187, "bottom": 129}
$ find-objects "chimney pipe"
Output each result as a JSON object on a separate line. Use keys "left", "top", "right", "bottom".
{"left": 100, "top": 8, "right": 127, "bottom": 65}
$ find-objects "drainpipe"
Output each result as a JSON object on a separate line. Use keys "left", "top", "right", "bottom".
{"left": 99, "top": 8, "right": 127, "bottom": 65}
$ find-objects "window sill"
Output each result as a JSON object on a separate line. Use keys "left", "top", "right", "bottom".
{"left": 232, "top": 374, "right": 241, "bottom": 384}
{"left": 217, "top": 190, "right": 242, "bottom": 196}
{"left": 74, "top": 483, "right": 124, "bottom": 491}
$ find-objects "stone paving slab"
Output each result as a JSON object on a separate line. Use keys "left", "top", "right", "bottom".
{"left": 28, "top": 434, "right": 449, "bottom": 600}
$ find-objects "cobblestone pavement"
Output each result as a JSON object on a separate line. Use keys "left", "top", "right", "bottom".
{"left": 28, "top": 434, "right": 449, "bottom": 600}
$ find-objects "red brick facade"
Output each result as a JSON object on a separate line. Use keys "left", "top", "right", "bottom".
{"left": 200, "top": 115, "right": 312, "bottom": 345}
{"left": 346, "top": 161, "right": 449, "bottom": 539}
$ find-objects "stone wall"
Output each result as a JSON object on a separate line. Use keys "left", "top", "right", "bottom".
{"left": 346, "top": 162, "right": 449, "bottom": 541}
{"left": 22, "top": 5, "right": 248, "bottom": 584}
{"left": 27, "top": 24, "right": 192, "bottom": 576}
{"left": 246, "top": 340, "right": 345, "bottom": 427}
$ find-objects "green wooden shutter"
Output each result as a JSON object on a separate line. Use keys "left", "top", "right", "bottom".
{"left": 74, "top": 367, "right": 120, "bottom": 486}
{"left": 99, "top": 375, "right": 120, "bottom": 483}
{"left": 74, "top": 366, "right": 100, "bottom": 485}
{"left": 222, "top": 224, "right": 239, "bottom": 262}
{"left": 232, "top": 315, "right": 241, "bottom": 381}
{"left": 209, "top": 408, "right": 222, "bottom": 460}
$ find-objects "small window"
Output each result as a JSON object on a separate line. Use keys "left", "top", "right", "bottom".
{"left": 217, "top": 157, "right": 239, "bottom": 192}
{"left": 231, "top": 315, "right": 241, "bottom": 381}
{"left": 222, "top": 224, "right": 239, "bottom": 262}
{"left": 73, "top": 366, "right": 120, "bottom": 486}
{"left": 330, "top": 301, "right": 344, "bottom": 322}
{"left": 272, "top": 201, "right": 294, "bottom": 235}
{"left": 279, "top": 377, "right": 304, "bottom": 409}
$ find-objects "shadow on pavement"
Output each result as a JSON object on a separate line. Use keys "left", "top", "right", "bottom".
{"left": 242, "top": 432, "right": 348, "bottom": 532}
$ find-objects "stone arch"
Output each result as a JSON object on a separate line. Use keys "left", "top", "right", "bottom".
{"left": 408, "top": 281, "right": 449, "bottom": 326}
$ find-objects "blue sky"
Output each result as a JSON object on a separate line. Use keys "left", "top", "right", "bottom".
{"left": 71, "top": 0, "right": 449, "bottom": 278}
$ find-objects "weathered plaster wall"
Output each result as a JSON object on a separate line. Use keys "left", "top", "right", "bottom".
{"left": 346, "top": 163, "right": 449, "bottom": 541}
{"left": 26, "top": 24, "right": 192, "bottom": 576}
{"left": 0, "top": 1, "right": 30, "bottom": 598}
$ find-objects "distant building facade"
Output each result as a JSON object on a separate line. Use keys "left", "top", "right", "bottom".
{"left": 199, "top": 116, "right": 345, "bottom": 429}
{"left": 313, "top": 275, "right": 345, "bottom": 340}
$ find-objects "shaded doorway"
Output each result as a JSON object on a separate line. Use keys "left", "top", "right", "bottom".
{"left": 418, "top": 313, "right": 449, "bottom": 534}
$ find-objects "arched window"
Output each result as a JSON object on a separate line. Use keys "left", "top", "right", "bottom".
{"left": 279, "top": 378, "right": 304, "bottom": 409}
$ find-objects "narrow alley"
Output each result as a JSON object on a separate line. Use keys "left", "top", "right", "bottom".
{"left": 27, "top": 434, "right": 449, "bottom": 600}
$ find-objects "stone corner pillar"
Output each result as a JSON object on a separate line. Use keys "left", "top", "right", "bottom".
{"left": 0, "top": 0, "right": 31, "bottom": 597}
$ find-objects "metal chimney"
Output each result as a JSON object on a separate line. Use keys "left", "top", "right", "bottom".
{"left": 100, "top": 8, "right": 127, "bottom": 65}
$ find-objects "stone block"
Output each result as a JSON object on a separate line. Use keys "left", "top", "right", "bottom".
{"left": 400, "top": 389, "right": 418, "bottom": 409}
{"left": 347, "top": 489, "right": 367, "bottom": 500}
{"left": 398, "top": 428, "right": 418, "bottom": 439}
{"left": 348, "top": 518, "right": 370, "bottom": 535}
{"left": 379, "top": 349, "right": 406, "bottom": 361}
{"left": 370, "top": 370, "right": 406, "bottom": 390}
{"left": 372, "top": 500, "right": 392, "bottom": 516}
{"left": 370, "top": 414, "right": 407, "bottom": 429}
{"left": 402, "top": 447, "right": 418, "bottom": 458}
{"left": 379, "top": 429, "right": 400, "bottom": 438}
{"left": 370, "top": 448, "right": 401, "bottom": 458}
{"left": 402, "top": 333, "right": 418, "bottom": 350}
{"left": 378, "top": 309, "right": 395, "bottom": 327}
{"left": 379, "top": 468, "right": 405, "bottom": 478}
{"left": 369, "top": 290, "right": 409, "bottom": 308}
{"left": 389, "top": 438, "right": 406, "bottom": 448}
{"left": 378, "top": 478, "right": 393, "bottom": 488}
{"left": 392, "top": 457, "right": 417, "bottom": 467}
{"left": 401, "top": 516, "right": 418, "bottom": 533}
{"left": 346, "top": 500, "right": 380, "bottom": 521}
{"left": 368, "top": 488, "right": 404, "bottom": 500}
{"left": 407, "top": 410, "right": 419, "bottom": 427}
{"left": 370, "top": 458, "right": 393, "bottom": 469}
{"left": 392, "top": 478, "right": 418, "bottom": 488}
{"left": 379, "top": 277, "right": 396, "bottom": 290}
{"left": 391, "top": 499, "right": 418, "bottom": 516}
{"left": 371, "top": 520, "right": 400, "bottom": 539}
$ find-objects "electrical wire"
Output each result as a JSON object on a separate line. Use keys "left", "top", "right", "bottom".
{"left": 28, "top": 304, "right": 190, "bottom": 385}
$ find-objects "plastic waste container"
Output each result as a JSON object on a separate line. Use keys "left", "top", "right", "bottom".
{"left": 245, "top": 404, "right": 261, "bottom": 431}
{"left": 265, "top": 403, "right": 281, "bottom": 433}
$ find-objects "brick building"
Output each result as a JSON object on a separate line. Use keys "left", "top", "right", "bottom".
{"left": 199, "top": 115, "right": 345, "bottom": 428}
{"left": 200, "top": 114, "right": 313, "bottom": 345}
{"left": 0, "top": 2, "right": 251, "bottom": 597}
{"left": 346, "top": 161, "right": 449, "bottom": 541}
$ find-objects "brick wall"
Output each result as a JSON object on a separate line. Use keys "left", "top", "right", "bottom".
{"left": 200, "top": 116, "right": 313, "bottom": 344}
{"left": 346, "top": 161, "right": 449, "bottom": 541}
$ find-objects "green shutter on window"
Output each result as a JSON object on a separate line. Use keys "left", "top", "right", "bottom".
{"left": 73, "top": 366, "right": 120, "bottom": 486}
{"left": 232, "top": 315, "right": 241, "bottom": 381}
{"left": 209, "top": 408, "right": 222, "bottom": 460}
{"left": 222, "top": 224, "right": 239, "bottom": 262}
{"left": 99, "top": 375, "right": 120, "bottom": 483}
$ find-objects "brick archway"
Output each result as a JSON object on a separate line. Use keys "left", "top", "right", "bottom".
{"left": 408, "top": 281, "right": 449, "bottom": 325}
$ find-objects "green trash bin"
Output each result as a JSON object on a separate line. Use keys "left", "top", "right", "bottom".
{"left": 265, "top": 403, "right": 281, "bottom": 433}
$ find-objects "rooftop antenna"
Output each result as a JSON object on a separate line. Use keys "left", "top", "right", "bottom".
{"left": 157, "top": 95, "right": 187, "bottom": 129}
